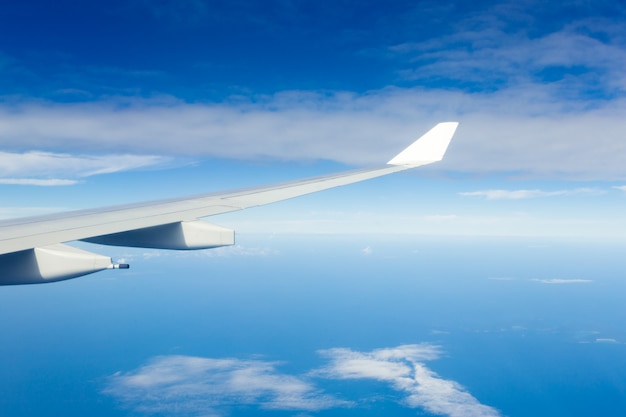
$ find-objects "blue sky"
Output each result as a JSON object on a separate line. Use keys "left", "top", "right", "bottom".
{"left": 2, "top": 0, "right": 626, "bottom": 240}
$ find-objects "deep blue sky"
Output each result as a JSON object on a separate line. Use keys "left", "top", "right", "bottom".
{"left": 2, "top": 0, "right": 625, "bottom": 99}
{"left": 0, "top": 0, "right": 474, "bottom": 97}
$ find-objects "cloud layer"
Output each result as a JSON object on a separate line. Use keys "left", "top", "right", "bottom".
{"left": 1, "top": 86, "right": 626, "bottom": 180}
{"left": 104, "top": 344, "right": 500, "bottom": 417}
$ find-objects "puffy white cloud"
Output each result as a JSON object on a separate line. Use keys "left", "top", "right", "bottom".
{"left": 104, "top": 355, "right": 345, "bottom": 416}
{"left": 105, "top": 345, "right": 500, "bottom": 417}
{"left": 317, "top": 344, "right": 501, "bottom": 417}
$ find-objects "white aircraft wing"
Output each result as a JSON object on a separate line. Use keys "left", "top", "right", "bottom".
{"left": 0, "top": 122, "right": 458, "bottom": 285}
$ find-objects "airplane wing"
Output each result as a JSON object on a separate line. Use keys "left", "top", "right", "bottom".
{"left": 0, "top": 122, "right": 458, "bottom": 285}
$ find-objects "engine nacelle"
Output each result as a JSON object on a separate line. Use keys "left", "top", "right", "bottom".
{"left": 0, "top": 244, "right": 115, "bottom": 285}
{"left": 82, "top": 220, "right": 235, "bottom": 250}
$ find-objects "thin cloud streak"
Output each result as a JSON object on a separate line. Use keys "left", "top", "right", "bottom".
{"left": 531, "top": 278, "right": 593, "bottom": 284}
{"left": 0, "top": 150, "right": 168, "bottom": 184}
{"left": 460, "top": 188, "right": 602, "bottom": 200}
{"left": 0, "top": 178, "right": 78, "bottom": 186}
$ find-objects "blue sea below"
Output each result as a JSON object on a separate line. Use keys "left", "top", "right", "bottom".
{"left": 1, "top": 234, "right": 625, "bottom": 416}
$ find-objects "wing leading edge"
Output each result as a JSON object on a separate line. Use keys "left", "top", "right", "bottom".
{"left": 0, "top": 122, "right": 458, "bottom": 285}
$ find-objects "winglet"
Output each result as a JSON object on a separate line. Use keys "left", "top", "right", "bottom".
{"left": 387, "top": 122, "right": 458, "bottom": 166}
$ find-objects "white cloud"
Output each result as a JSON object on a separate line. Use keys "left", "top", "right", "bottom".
{"left": 613, "top": 186, "right": 626, "bottom": 192}
{"left": 0, "top": 150, "right": 168, "bottom": 185}
{"left": 361, "top": 245, "right": 373, "bottom": 255}
{"left": 460, "top": 188, "right": 602, "bottom": 200}
{"left": 104, "top": 355, "right": 345, "bottom": 416}
{"left": 531, "top": 278, "right": 592, "bottom": 284}
{"left": 105, "top": 345, "right": 500, "bottom": 417}
{"left": 317, "top": 344, "right": 501, "bottom": 417}
{"left": 2, "top": 87, "right": 626, "bottom": 180}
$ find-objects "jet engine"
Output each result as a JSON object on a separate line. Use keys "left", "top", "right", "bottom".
{"left": 0, "top": 244, "right": 126, "bottom": 285}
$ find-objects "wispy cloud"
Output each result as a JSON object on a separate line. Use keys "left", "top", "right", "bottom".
{"left": 361, "top": 245, "right": 373, "bottom": 255}
{"left": 104, "top": 355, "right": 345, "bottom": 416}
{"left": 460, "top": 188, "right": 602, "bottom": 200}
{"left": 0, "top": 178, "right": 78, "bottom": 186}
{"left": 392, "top": 2, "right": 626, "bottom": 98}
{"left": 0, "top": 150, "right": 168, "bottom": 186}
{"left": 613, "top": 186, "right": 626, "bottom": 192}
{"left": 425, "top": 214, "right": 459, "bottom": 221}
{"left": 105, "top": 345, "right": 499, "bottom": 417}
{"left": 317, "top": 344, "right": 501, "bottom": 417}
{"left": 595, "top": 338, "right": 618, "bottom": 343}
{"left": 531, "top": 278, "right": 592, "bottom": 284}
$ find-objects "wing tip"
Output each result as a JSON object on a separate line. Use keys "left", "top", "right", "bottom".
{"left": 387, "top": 121, "right": 459, "bottom": 166}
